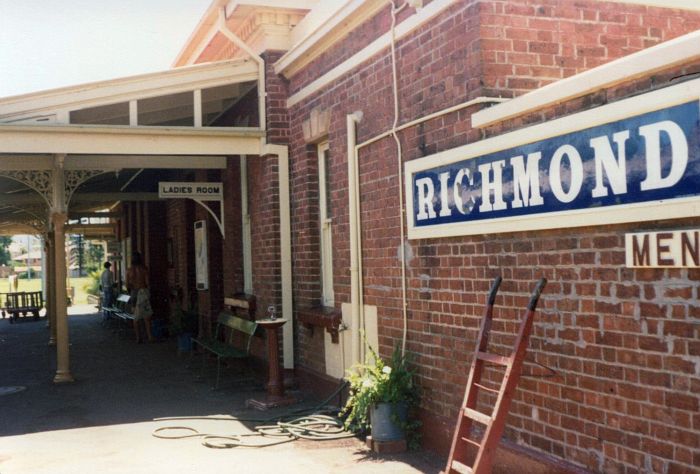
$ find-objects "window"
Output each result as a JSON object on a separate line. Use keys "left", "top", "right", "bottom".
{"left": 318, "top": 142, "right": 334, "bottom": 306}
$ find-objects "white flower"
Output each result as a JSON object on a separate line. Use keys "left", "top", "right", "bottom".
{"left": 362, "top": 379, "right": 374, "bottom": 389}
{"left": 382, "top": 366, "right": 392, "bottom": 375}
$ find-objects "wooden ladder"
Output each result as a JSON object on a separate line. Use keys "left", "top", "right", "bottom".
{"left": 445, "top": 277, "right": 547, "bottom": 474}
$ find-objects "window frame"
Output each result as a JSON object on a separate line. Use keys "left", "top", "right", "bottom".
{"left": 318, "top": 141, "right": 334, "bottom": 306}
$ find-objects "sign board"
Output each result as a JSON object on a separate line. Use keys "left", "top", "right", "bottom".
{"left": 626, "top": 229, "right": 699, "bottom": 268}
{"left": 405, "top": 79, "right": 700, "bottom": 239}
{"left": 158, "top": 182, "right": 225, "bottom": 237}
{"left": 194, "top": 220, "right": 208, "bottom": 291}
{"left": 158, "top": 182, "right": 223, "bottom": 201}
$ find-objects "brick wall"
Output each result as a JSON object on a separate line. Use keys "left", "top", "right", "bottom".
{"left": 222, "top": 156, "right": 245, "bottom": 297}
{"left": 166, "top": 199, "right": 196, "bottom": 314}
{"left": 145, "top": 201, "right": 168, "bottom": 320}
{"left": 284, "top": 1, "right": 700, "bottom": 472}
{"left": 478, "top": 0, "right": 700, "bottom": 98}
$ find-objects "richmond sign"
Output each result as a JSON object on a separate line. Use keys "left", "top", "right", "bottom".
{"left": 405, "top": 79, "right": 700, "bottom": 239}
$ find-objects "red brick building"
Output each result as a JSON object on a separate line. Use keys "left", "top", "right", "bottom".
{"left": 1, "top": 1, "right": 699, "bottom": 472}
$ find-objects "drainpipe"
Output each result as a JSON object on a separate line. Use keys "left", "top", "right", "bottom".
{"left": 347, "top": 111, "right": 364, "bottom": 365}
{"left": 217, "top": 5, "right": 267, "bottom": 131}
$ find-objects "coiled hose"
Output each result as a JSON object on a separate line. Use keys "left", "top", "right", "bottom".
{"left": 152, "top": 382, "right": 354, "bottom": 449}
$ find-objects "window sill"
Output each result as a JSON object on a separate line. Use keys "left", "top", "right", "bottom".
{"left": 297, "top": 306, "right": 343, "bottom": 343}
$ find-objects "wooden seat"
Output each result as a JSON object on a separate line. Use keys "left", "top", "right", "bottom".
{"left": 103, "top": 294, "right": 134, "bottom": 335}
{"left": 191, "top": 310, "right": 258, "bottom": 389}
{"left": 2, "top": 291, "right": 43, "bottom": 323}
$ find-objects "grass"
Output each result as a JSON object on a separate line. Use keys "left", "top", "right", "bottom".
{"left": 0, "top": 277, "right": 94, "bottom": 305}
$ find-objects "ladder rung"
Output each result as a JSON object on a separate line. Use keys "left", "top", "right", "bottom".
{"left": 460, "top": 436, "right": 481, "bottom": 448}
{"left": 451, "top": 460, "right": 473, "bottom": 474}
{"left": 474, "top": 382, "right": 499, "bottom": 393}
{"left": 476, "top": 351, "right": 511, "bottom": 366}
{"left": 464, "top": 407, "right": 492, "bottom": 425}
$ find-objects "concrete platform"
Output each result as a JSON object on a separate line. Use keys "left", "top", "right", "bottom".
{"left": 0, "top": 308, "right": 442, "bottom": 474}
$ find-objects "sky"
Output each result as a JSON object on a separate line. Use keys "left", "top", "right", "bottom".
{"left": 0, "top": 0, "right": 211, "bottom": 98}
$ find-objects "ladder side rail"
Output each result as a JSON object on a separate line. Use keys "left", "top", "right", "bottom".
{"left": 471, "top": 278, "right": 547, "bottom": 474}
{"left": 445, "top": 277, "right": 502, "bottom": 474}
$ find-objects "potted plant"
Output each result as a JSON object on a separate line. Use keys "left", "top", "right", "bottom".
{"left": 168, "top": 290, "right": 199, "bottom": 352}
{"left": 341, "top": 344, "right": 421, "bottom": 448}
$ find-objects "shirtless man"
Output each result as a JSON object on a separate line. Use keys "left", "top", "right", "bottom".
{"left": 126, "top": 252, "right": 154, "bottom": 343}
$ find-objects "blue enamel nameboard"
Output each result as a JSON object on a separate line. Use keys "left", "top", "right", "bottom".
{"left": 404, "top": 79, "right": 700, "bottom": 239}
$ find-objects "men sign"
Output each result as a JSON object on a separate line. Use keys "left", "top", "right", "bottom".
{"left": 405, "top": 79, "right": 700, "bottom": 239}
{"left": 626, "top": 229, "right": 699, "bottom": 268}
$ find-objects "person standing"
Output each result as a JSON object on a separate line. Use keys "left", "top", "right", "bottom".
{"left": 100, "top": 262, "right": 114, "bottom": 320}
{"left": 8, "top": 271, "right": 18, "bottom": 292}
{"left": 126, "top": 252, "right": 154, "bottom": 343}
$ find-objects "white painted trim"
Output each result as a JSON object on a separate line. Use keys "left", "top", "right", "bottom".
{"left": 178, "top": 22, "right": 220, "bottom": 67}
{"left": 216, "top": 7, "right": 267, "bottom": 132}
{"left": 471, "top": 29, "right": 700, "bottom": 129}
{"left": 0, "top": 59, "right": 257, "bottom": 121}
{"left": 405, "top": 77, "right": 700, "bottom": 240}
{"left": 129, "top": 101, "right": 138, "bottom": 126}
{"left": 194, "top": 90, "right": 203, "bottom": 127}
{"left": 262, "top": 143, "right": 294, "bottom": 370}
{"left": 275, "top": 0, "right": 373, "bottom": 75}
{"left": 286, "top": 0, "right": 455, "bottom": 108}
{"left": 318, "top": 141, "right": 334, "bottom": 306}
{"left": 615, "top": 0, "right": 700, "bottom": 10}
{"left": 240, "top": 156, "right": 253, "bottom": 294}
{"left": 0, "top": 124, "right": 264, "bottom": 155}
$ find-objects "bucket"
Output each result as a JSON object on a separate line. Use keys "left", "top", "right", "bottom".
{"left": 151, "top": 319, "right": 166, "bottom": 339}
{"left": 370, "top": 402, "right": 407, "bottom": 441}
{"left": 177, "top": 333, "right": 193, "bottom": 352}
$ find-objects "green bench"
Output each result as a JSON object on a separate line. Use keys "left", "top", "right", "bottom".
{"left": 103, "top": 294, "right": 135, "bottom": 335}
{"left": 191, "top": 310, "right": 258, "bottom": 388}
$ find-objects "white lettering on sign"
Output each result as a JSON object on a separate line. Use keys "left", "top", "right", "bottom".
{"left": 405, "top": 82, "right": 700, "bottom": 241}
{"left": 158, "top": 182, "right": 223, "bottom": 201}
{"left": 625, "top": 229, "right": 700, "bottom": 268}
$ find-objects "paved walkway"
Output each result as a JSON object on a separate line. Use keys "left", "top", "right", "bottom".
{"left": 0, "top": 309, "right": 442, "bottom": 474}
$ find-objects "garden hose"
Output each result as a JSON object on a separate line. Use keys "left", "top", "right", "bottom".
{"left": 152, "top": 382, "right": 354, "bottom": 449}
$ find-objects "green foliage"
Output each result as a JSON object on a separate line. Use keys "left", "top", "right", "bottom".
{"left": 169, "top": 306, "right": 198, "bottom": 335}
{"left": 341, "top": 344, "right": 421, "bottom": 448}
{"left": 84, "top": 270, "right": 102, "bottom": 296}
{"left": 0, "top": 236, "right": 11, "bottom": 265}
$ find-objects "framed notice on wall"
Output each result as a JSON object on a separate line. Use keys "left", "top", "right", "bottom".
{"left": 194, "top": 221, "right": 208, "bottom": 290}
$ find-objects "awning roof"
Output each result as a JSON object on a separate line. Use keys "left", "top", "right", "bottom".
{"left": 0, "top": 59, "right": 264, "bottom": 237}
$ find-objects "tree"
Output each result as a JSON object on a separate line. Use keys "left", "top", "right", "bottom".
{"left": 0, "top": 236, "right": 11, "bottom": 265}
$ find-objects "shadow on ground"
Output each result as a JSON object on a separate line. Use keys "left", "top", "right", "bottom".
{"left": 0, "top": 310, "right": 443, "bottom": 473}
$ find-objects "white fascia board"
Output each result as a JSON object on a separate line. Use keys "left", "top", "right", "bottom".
{"left": 0, "top": 125, "right": 264, "bottom": 156}
{"left": 285, "top": 0, "right": 455, "bottom": 107}
{"left": 226, "top": 0, "right": 317, "bottom": 9}
{"left": 471, "top": 29, "right": 700, "bottom": 129}
{"left": 274, "top": 0, "right": 369, "bottom": 76}
{"left": 0, "top": 59, "right": 258, "bottom": 121}
{"left": 614, "top": 0, "right": 700, "bottom": 10}
{"left": 178, "top": 23, "right": 221, "bottom": 67}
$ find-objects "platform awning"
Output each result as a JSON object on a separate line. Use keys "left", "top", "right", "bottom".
{"left": 0, "top": 58, "right": 264, "bottom": 235}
